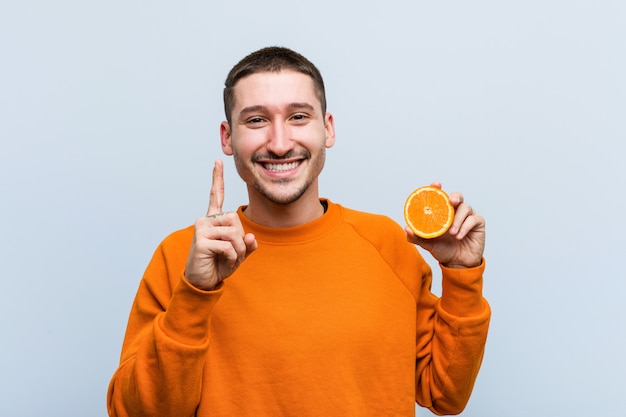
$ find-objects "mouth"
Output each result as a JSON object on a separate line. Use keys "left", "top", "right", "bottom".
{"left": 253, "top": 151, "right": 310, "bottom": 175}
{"left": 263, "top": 160, "right": 302, "bottom": 172}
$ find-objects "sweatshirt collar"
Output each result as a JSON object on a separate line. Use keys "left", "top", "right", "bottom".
{"left": 237, "top": 199, "right": 342, "bottom": 245}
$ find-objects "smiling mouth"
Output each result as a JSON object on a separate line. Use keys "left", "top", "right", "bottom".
{"left": 263, "top": 161, "right": 301, "bottom": 172}
{"left": 255, "top": 150, "right": 309, "bottom": 173}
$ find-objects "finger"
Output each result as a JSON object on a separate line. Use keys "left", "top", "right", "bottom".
{"left": 211, "top": 231, "right": 257, "bottom": 268}
{"left": 449, "top": 203, "right": 473, "bottom": 236}
{"left": 455, "top": 212, "right": 485, "bottom": 241}
{"left": 447, "top": 191, "right": 464, "bottom": 207}
{"left": 244, "top": 233, "right": 258, "bottom": 256}
{"left": 204, "top": 210, "right": 236, "bottom": 225}
{"left": 207, "top": 160, "right": 225, "bottom": 216}
{"left": 207, "top": 239, "right": 240, "bottom": 264}
{"left": 195, "top": 224, "right": 248, "bottom": 265}
{"left": 197, "top": 212, "right": 248, "bottom": 253}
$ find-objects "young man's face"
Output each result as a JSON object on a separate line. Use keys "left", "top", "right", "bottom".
{"left": 220, "top": 70, "right": 335, "bottom": 206}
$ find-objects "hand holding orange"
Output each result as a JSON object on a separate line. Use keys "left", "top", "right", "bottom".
{"left": 404, "top": 186, "right": 455, "bottom": 239}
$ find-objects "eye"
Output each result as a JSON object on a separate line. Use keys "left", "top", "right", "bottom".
{"left": 291, "top": 113, "right": 309, "bottom": 123}
{"left": 246, "top": 117, "right": 266, "bottom": 126}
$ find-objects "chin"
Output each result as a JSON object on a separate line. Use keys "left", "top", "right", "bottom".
{"left": 255, "top": 182, "right": 311, "bottom": 205}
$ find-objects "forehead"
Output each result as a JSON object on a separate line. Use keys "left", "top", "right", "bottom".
{"left": 232, "top": 70, "right": 320, "bottom": 111}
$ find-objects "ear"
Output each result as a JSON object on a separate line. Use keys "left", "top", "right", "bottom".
{"left": 220, "top": 121, "right": 234, "bottom": 155}
{"left": 324, "top": 113, "right": 336, "bottom": 148}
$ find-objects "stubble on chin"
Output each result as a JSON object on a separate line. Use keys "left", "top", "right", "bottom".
{"left": 253, "top": 176, "right": 311, "bottom": 205}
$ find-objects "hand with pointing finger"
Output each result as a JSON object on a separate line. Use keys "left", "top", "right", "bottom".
{"left": 184, "top": 160, "right": 258, "bottom": 291}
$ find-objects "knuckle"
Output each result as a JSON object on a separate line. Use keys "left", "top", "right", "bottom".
{"left": 222, "top": 211, "right": 237, "bottom": 221}
{"left": 194, "top": 217, "right": 208, "bottom": 228}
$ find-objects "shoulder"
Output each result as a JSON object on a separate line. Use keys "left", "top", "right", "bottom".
{"left": 161, "top": 224, "right": 194, "bottom": 244}
{"left": 329, "top": 201, "right": 430, "bottom": 293}
{"left": 154, "top": 225, "right": 195, "bottom": 258}
{"left": 329, "top": 202, "right": 414, "bottom": 256}
{"left": 142, "top": 225, "right": 194, "bottom": 284}
{"left": 333, "top": 202, "right": 405, "bottom": 238}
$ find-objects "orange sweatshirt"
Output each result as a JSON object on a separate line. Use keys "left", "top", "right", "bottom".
{"left": 107, "top": 200, "right": 490, "bottom": 417}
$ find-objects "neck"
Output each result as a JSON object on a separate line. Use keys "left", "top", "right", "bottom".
{"left": 244, "top": 188, "right": 325, "bottom": 228}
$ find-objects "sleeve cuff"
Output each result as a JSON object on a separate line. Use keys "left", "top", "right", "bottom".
{"left": 439, "top": 258, "right": 487, "bottom": 317}
{"left": 159, "top": 274, "right": 224, "bottom": 346}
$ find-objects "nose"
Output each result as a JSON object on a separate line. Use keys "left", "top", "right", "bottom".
{"left": 266, "top": 120, "right": 294, "bottom": 156}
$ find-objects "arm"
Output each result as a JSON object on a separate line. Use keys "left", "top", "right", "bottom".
{"left": 107, "top": 160, "right": 257, "bottom": 417}
{"left": 107, "top": 241, "right": 222, "bottom": 417}
{"left": 414, "top": 260, "right": 490, "bottom": 415}
{"left": 408, "top": 186, "right": 490, "bottom": 414}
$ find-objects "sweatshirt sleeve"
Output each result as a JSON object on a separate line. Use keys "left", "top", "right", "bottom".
{"left": 107, "top": 231, "right": 222, "bottom": 417}
{"left": 415, "top": 258, "right": 491, "bottom": 415}
{"left": 356, "top": 213, "right": 491, "bottom": 415}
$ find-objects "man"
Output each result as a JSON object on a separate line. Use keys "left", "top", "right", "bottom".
{"left": 107, "top": 46, "right": 490, "bottom": 417}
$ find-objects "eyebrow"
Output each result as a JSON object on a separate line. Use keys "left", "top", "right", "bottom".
{"left": 287, "top": 102, "right": 316, "bottom": 113}
{"left": 238, "top": 102, "right": 317, "bottom": 119}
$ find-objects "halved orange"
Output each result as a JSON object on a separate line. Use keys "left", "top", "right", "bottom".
{"left": 404, "top": 186, "right": 454, "bottom": 239}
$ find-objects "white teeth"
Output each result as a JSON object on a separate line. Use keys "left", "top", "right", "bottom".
{"left": 264, "top": 161, "right": 300, "bottom": 172}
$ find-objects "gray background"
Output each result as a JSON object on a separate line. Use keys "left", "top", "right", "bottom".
{"left": 1, "top": 1, "right": 625, "bottom": 416}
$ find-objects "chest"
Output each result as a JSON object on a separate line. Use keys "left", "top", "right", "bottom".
{"left": 210, "top": 241, "right": 417, "bottom": 358}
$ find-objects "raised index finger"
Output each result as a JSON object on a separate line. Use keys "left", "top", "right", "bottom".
{"left": 207, "top": 159, "right": 225, "bottom": 216}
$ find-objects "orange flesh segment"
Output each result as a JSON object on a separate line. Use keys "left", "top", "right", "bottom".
{"left": 404, "top": 186, "right": 454, "bottom": 239}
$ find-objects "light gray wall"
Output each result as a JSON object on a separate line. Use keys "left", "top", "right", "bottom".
{"left": 1, "top": 1, "right": 625, "bottom": 416}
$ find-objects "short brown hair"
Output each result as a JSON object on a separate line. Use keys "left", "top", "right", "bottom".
{"left": 223, "top": 46, "right": 327, "bottom": 125}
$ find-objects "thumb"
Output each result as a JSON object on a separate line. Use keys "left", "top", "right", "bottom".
{"left": 207, "top": 160, "right": 225, "bottom": 216}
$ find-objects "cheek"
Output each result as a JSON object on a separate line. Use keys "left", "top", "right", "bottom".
{"left": 232, "top": 151, "right": 255, "bottom": 183}
{"left": 308, "top": 147, "right": 326, "bottom": 175}
{"left": 231, "top": 131, "right": 267, "bottom": 154}
{"left": 229, "top": 137, "right": 252, "bottom": 158}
